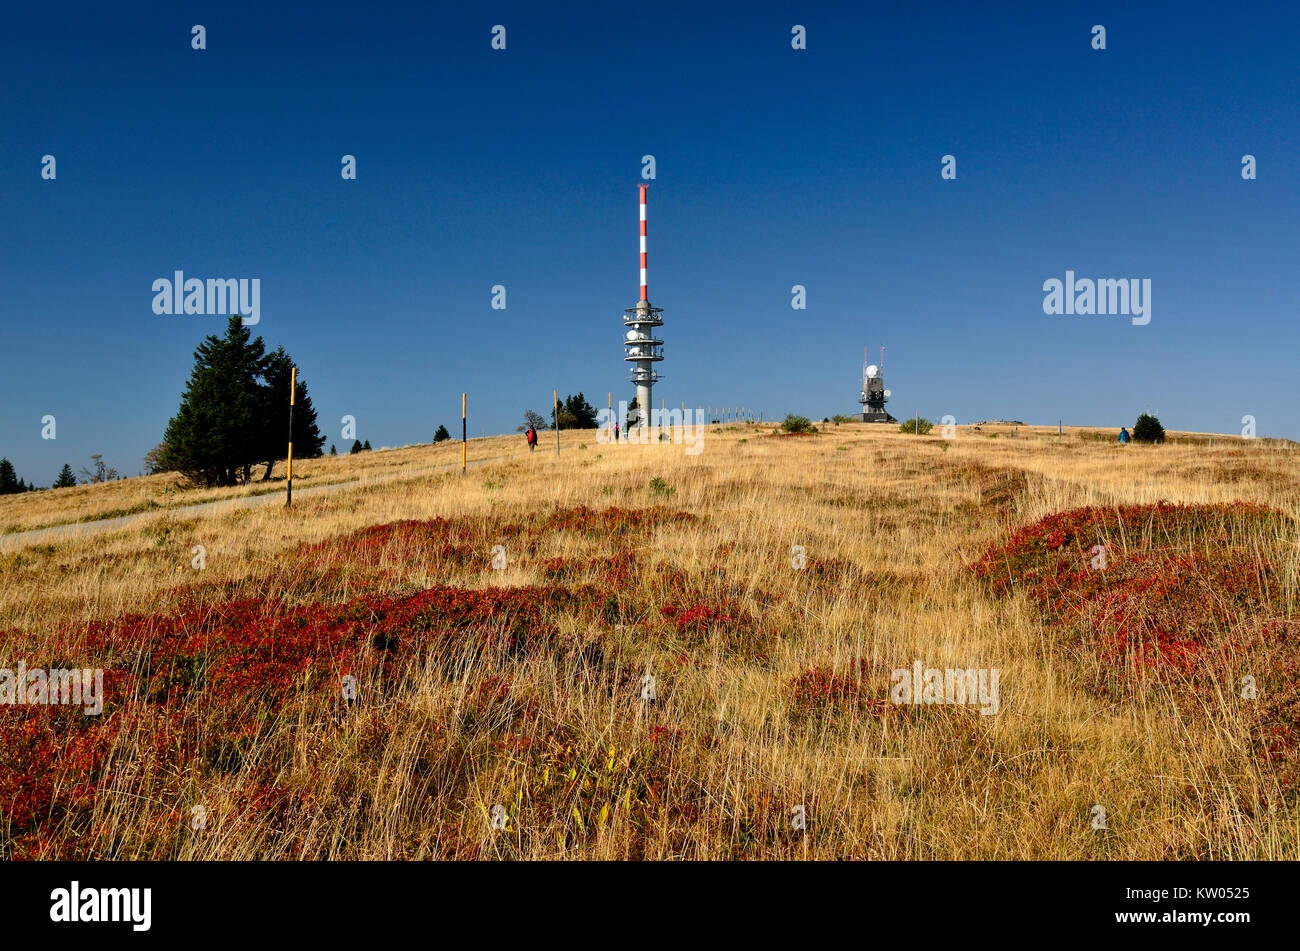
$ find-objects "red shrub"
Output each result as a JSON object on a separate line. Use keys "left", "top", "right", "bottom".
{"left": 970, "top": 503, "right": 1291, "bottom": 680}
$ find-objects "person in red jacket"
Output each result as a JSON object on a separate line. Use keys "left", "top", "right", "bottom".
{"left": 526, "top": 425, "right": 537, "bottom": 451}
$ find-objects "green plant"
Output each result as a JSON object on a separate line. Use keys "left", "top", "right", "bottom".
{"left": 648, "top": 476, "right": 675, "bottom": 498}
{"left": 160, "top": 319, "right": 324, "bottom": 487}
{"left": 1133, "top": 413, "right": 1165, "bottom": 444}
{"left": 781, "top": 414, "right": 816, "bottom": 434}
{"left": 899, "top": 418, "right": 934, "bottom": 435}
{"left": 551, "top": 393, "right": 599, "bottom": 430}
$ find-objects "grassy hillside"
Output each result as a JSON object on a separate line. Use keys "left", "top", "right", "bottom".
{"left": 1, "top": 422, "right": 1298, "bottom": 859}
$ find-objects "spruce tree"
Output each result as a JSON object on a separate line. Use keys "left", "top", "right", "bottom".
{"left": 350, "top": 440, "right": 363, "bottom": 454}
{"left": 566, "top": 392, "right": 599, "bottom": 429}
{"left": 552, "top": 393, "right": 598, "bottom": 429}
{"left": 259, "top": 347, "right": 326, "bottom": 479}
{"left": 54, "top": 464, "right": 77, "bottom": 488}
{"left": 434, "top": 425, "right": 451, "bottom": 443}
{"left": 160, "top": 316, "right": 267, "bottom": 486}
{"left": 1133, "top": 413, "right": 1166, "bottom": 444}
{"left": 0, "top": 459, "right": 20, "bottom": 494}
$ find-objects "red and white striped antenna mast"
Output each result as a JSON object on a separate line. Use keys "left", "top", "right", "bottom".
{"left": 623, "top": 184, "right": 664, "bottom": 427}
{"left": 639, "top": 184, "right": 648, "bottom": 302}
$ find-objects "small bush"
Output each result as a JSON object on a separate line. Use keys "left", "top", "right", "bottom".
{"left": 1133, "top": 413, "right": 1165, "bottom": 444}
{"left": 781, "top": 414, "right": 817, "bottom": 434}
{"left": 899, "top": 418, "right": 934, "bottom": 435}
{"left": 648, "top": 476, "right": 675, "bottom": 498}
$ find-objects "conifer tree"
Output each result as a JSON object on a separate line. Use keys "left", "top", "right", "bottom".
{"left": 0, "top": 458, "right": 21, "bottom": 494}
{"left": 259, "top": 347, "right": 325, "bottom": 479}
{"left": 160, "top": 317, "right": 267, "bottom": 486}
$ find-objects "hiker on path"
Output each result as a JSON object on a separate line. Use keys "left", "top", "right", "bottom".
{"left": 1118, "top": 427, "right": 1130, "bottom": 445}
{"left": 526, "top": 426, "right": 537, "bottom": 451}
{"left": 613, "top": 422, "right": 620, "bottom": 443}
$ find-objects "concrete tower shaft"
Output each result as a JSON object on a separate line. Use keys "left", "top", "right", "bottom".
{"left": 623, "top": 184, "right": 663, "bottom": 426}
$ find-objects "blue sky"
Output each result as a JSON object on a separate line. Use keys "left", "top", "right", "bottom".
{"left": 2, "top": 1, "right": 1297, "bottom": 485}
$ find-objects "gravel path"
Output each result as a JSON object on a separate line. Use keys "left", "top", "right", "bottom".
{"left": 0, "top": 454, "right": 507, "bottom": 551}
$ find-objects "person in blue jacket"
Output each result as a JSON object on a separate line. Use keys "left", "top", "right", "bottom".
{"left": 1118, "top": 427, "right": 1131, "bottom": 445}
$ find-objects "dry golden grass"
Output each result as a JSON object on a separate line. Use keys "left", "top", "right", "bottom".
{"left": 1, "top": 422, "right": 1298, "bottom": 859}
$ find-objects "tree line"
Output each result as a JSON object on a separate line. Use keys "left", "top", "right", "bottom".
{"left": 0, "top": 456, "right": 121, "bottom": 493}
{"left": 512, "top": 394, "right": 599, "bottom": 433}
{"left": 4, "top": 325, "right": 627, "bottom": 496}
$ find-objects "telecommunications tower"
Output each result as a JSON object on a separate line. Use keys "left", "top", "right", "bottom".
{"left": 859, "top": 346, "right": 897, "bottom": 423}
{"left": 623, "top": 184, "right": 663, "bottom": 427}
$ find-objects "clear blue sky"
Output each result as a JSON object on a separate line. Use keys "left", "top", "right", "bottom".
{"left": 2, "top": 1, "right": 1297, "bottom": 485}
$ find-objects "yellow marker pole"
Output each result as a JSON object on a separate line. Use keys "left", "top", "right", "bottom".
{"left": 461, "top": 393, "right": 467, "bottom": 473}
{"left": 554, "top": 390, "right": 560, "bottom": 456}
{"left": 285, "top": 366, "right": 296, "bottom": 508}
{"left": 608, "top": 391, "right": 612, "bottom": 442}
